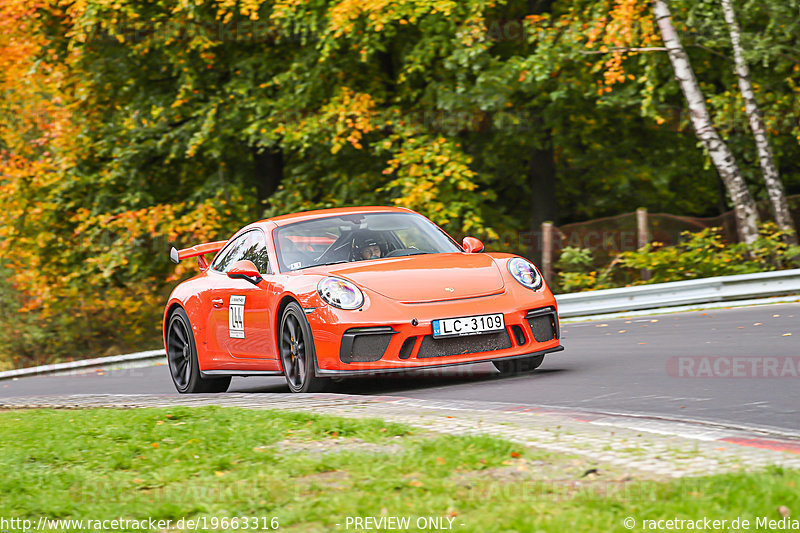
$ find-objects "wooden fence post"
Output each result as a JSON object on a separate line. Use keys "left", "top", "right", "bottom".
{"left": 637, "top": 207, "right": 651, "bottom": 281}
{"left": 541, "top": 221, "right": 553, "bottom": 283}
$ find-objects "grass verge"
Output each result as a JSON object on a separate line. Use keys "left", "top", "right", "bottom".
{"left": 0, "top": 407, "right": 798, "bottom": 532}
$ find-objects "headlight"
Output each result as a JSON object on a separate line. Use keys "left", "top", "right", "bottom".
{"left": 508, "top": 258, "right": 543, "bottom": 290}
{"left": 318, "top": 277, "right": 364, "bottom": 309}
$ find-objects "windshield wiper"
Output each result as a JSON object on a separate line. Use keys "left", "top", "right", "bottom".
{"left": 387, "top": 249, "right": 431, "bottom": 258}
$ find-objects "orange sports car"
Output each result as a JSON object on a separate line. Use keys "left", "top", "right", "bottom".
{"left": 164, "top": 206, "right": 562, "bottom": 393}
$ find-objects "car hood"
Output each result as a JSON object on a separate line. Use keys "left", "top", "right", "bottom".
{"left": 325, "top": 253, "right": 506, "bottom": 303}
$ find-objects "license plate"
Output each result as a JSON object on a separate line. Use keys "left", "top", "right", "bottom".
{"left": 432, "top": 313, "right": 505, "bottom": 339}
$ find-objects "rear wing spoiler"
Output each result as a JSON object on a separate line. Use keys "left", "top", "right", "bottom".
{"left": 169, "top": 241, "right": 226, "bottom": 270}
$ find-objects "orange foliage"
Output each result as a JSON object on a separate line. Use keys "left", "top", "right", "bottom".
{"left": 0, "top": 0, "right": 241, "bottom": 365}
{"left": 583, "top": 0, "right": 657, "bottom": 90}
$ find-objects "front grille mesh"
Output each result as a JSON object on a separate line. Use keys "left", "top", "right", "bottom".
{"left": 417, "top": 331, "right": 512, "bottom": 358}
{"left": 528, "top": 315, "right": 556, "bottom": 342}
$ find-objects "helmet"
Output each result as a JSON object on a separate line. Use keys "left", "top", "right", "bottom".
{"left": 352, "top": 230, "right": 383, "bottom": 261}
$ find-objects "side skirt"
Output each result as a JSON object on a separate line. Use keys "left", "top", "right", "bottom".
{"left": 200, "top": 369, "right": 284, "bottom": 378}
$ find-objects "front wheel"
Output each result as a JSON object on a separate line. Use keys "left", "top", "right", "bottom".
{"left": 279, "top": 302, "right": 327, "bottom": 393}
{"left": 166, "top": 308, "right": 230, "bottom": 393}
{"left": 493, "top": 354, "right": 545, "bottom": 375}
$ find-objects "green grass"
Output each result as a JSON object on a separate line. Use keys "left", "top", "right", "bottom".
{"left": 0, "top": 408, "right": 798, "bottom": 532}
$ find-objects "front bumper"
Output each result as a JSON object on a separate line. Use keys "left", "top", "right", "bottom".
{"left": 316, "top": 345, "right": 563, "bottom": 377}
{"left": 306, "top": 289, "right": 562, "bottom": 373}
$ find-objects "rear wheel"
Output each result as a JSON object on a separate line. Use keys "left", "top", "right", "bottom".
{"left": 279, "top": 302, "right": 327, "bottom": 393}
{"left": 493, "top": 354, "right": 545, "bottom": 375}
{"left": 166, "top": 308, "right": 230, "bottom": 393}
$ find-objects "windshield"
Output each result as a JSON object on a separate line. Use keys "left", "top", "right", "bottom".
{"left": 274, "top": 212, "right": 461, "bottom": 272}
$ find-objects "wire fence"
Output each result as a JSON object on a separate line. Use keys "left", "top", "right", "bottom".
{"left": 514, "top": 194, "right": 800, "bottom": 282}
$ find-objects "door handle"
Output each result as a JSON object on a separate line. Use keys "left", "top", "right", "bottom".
{"left": 212, "top": 298, "right": 224, "bottom": 308}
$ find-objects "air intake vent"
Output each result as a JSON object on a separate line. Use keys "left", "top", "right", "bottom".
{"left": 398, "top": 337, "right": 417, "bottom": 360}
{"left": 340, "top": 327, "right": 395, "bottom": 363}
{"left": 525, "top": 308, "right": 559, "bottom": 343}
{"left": 511, "top": 325, "right": 527, "bottom": 346}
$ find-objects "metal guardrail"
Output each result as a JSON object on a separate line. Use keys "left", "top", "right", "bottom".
{"left": 0, "top": 349, "right": 164, "bottom": 381}
{"left": 3, "top": 269, "right": 800, "bottom": 380}
{"left": 555, "top": 268, "right": 800, "bottom": 318}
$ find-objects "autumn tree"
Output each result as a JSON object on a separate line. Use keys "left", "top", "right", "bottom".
{"left": 652, "top": 0, "right": 759, "bottom": 243}
{"left": 3, "top": 0, "right": 800, "bottom": 365}
{"left": 720, "top": 0, "right": 796, "bottom": 242}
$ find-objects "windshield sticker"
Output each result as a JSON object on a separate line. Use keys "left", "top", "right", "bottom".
{"left": 229, "top": 295, "right": 245, "bottom": 338}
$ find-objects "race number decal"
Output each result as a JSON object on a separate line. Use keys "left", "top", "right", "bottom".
{"left": 229, "top": 295, "right": 246, "bottom": 338}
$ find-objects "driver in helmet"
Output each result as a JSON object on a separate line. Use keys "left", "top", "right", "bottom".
{"left": 352, "top": 231, "right": 384, "bottom": 261}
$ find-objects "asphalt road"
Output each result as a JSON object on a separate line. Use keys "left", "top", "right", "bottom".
{"left": 3, "top": 303, "right": 799, "bottom": 433}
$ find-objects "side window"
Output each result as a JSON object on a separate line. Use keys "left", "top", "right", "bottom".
{"left": 241, "top": 233, "right": 270, "bottom": 274}
{"left": 212, "top": 230, "right": 270, "bottom": 274}
{"left": 212, "top": 235, "right": 248, "bottom": 273}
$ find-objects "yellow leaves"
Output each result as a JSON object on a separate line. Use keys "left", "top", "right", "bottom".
{"left": 378, "top": 128, "right": 492, "bottom": 238}
{"left": 581, "top": 0, "right": 657, "bottom": 91}
{"left": 328, "top": 0, "right": 457, "bottom": 36}
{"left": 525, "top": 14, "right": 546, "bottom": 25}
{"left": 322, "top": 87, "right": 377, "bottom": 154}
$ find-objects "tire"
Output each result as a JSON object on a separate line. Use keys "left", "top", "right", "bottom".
{"left": 279, "top": 302, "right": 327, "bottom": 393}
{"left": 166, "top": 307, "right": 231, "bottom": 393}
{"left": 493, "top": 354, "right": 545, "bottom": 375}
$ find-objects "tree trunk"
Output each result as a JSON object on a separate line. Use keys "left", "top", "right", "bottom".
{"left": 528, "top": 131, "right": 557, "bottom": 263}
{"left": 252, "top": 147, "right": 284, "bottom": 214}
{"left": 652, "top": 0, "right": 760, "bottom": 244}
{"left": 720, "top": 0, "right": 797, "bottom": 243}
{"left": 526, "top": 0, "right": 558, "bottom": 263}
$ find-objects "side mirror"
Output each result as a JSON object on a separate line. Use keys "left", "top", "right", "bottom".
{"left": 227, "top": 260, "right": 263, "bottom": 286}
{"left": 462, "top": 236, "right": 485, "bottom": 253}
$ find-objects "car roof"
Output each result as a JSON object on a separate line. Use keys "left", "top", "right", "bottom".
{"left": 262, "top": 206, "right": 415, "bottom": 227}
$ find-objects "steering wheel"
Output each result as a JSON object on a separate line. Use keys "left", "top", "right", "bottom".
{"left": 384, "top": 247, "right": 421, "bottom": 258}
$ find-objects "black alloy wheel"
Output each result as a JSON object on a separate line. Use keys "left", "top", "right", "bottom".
{"left": 166, "top": 307, "right": 230, "bottom": 393}
{"left": 279, "top": 302, "right": 327, "bottom": 393}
